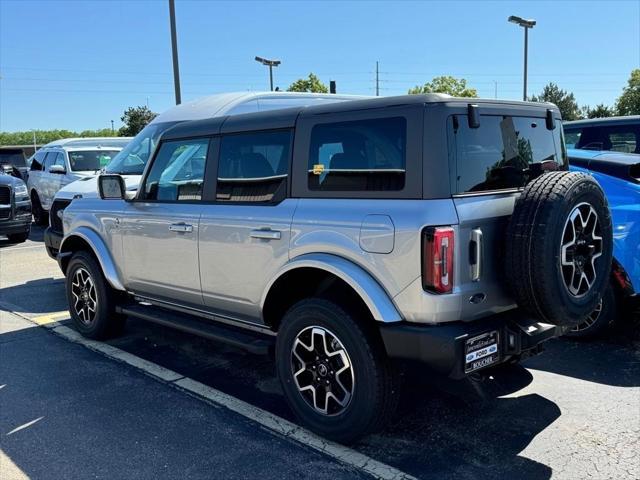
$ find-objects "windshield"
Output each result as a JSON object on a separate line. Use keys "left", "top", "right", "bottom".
{"left": 105, "top": 121, "right": 179, "bottom": 175}
{"left": 69, "top": 150, "right": 119, "bottom": 171}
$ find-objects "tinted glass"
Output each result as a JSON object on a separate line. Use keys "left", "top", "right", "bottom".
{"left": 574, "top": 124, "right": 640, "bottom": 153}
{"left": 106, "top": 122, "right": 178, "bottom": 175}
{"left": 143, "top": 139, "right": 208, "bottom": 201}
{"left": 564, "top": 128, "right": 581, "bottom": 149}
{"left": 30, "top": 151, "right": 46, "bottom": 171}
{"left": 217, "top": 130, "right": 291, "bottom": 203}
{"left": 0, "top": 150, "right": 26, "bottom": 167}
{"left": 449, "top": 115, "right": 566, "bottom": 193}
{"left": 69, "top": 150, "right": 120, "bottom": 171}
{"left": 308, "top": 117, "right": 406, "bottom": 191}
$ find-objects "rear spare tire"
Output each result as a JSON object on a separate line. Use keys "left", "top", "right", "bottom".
{"left": 505, "top": 171, "right": 612, "bottom": 327}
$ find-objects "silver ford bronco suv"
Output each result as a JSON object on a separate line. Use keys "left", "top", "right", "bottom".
{"left": 57, "top": 95, "right": 612, "bottom": 443}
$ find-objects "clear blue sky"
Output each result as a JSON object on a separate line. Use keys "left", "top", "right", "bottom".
{"left": 1, "top": 0, "right": 639, "bottom": 132}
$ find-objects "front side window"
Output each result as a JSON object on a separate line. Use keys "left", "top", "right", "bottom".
{"left": 68, "top": 150, "right": 120, "bottom": 172}
{"left": 143, "top": 138, "right": 209, "bottom": 201}
{"left": 575, "top": 124, "right": 640, "bottom": 153}
{"left": 30, "top": 151, "right": 46, "bottom": 171}
{"left": 449, "top": 115, "right": 567, "bottom": 194}
{"left": 216, "top": 130, "right": 291, "bottom": 203}
{"left": 308, "top": 117, "right": 406, "bottom": 191}
{"left": 43, "top": 152, "right": 58, "bottom": 171}
{"left": 106, "top": 122, "right": 178, "bottom": 175}
{"left": 564, "top": 128, "right": 582, "bottom": 149}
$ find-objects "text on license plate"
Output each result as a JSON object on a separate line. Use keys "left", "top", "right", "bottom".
{"left": 464, "top": 330, "right": 500, "bottom": 373}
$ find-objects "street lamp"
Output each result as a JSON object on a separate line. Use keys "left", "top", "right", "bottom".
{"left": 255, "top": 56, "right": 281, "bottom": 91}
{"left": 508, "top": 15, "right": 536, "bottom": 101}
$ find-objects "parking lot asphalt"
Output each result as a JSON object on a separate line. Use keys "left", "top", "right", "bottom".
{"left": 1, "top": 226, "right": 639, "bottom": 480}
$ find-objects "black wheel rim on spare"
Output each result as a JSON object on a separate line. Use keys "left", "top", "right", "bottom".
{"left": 71, "top": 267, "right": 98, "bottom": 324}
{"left": 290, "top": 326, "right": 355, "bottom": 416}
{"left": 560, "top": 202, "right": 603, "bottom": 298}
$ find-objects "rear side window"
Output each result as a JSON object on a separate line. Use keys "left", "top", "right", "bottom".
{"left": 308, "top": 117, "right": 406, "bottom": 191}
{"left": 216, "top": 130, "right": 291, "bottom": 203}
{"left": 449, "top": 115, "right": 566, "bottom": 194}
{"left": 143, "top": 138, "right": 209, "bottom": 201}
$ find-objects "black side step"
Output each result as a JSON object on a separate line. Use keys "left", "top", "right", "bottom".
{"left": 117, "top": 304, "right": 273, "bottom": 355}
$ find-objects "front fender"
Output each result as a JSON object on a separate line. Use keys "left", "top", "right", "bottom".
{"left": 58, "top": 226, "right": 125, "bottom": 291}
{"left": 262, "top": 253, "right": 403, "bottom": 323}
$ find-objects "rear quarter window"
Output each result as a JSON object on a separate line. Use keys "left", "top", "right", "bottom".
{"left": 308, "top": 117, "right": 406, "bottom": 192}
{"left": 448, "top": 114, "right": 566, "bottom": 194}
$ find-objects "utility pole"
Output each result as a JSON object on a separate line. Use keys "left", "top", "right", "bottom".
{"left": 168, "top": 0, "right": 182, "bottom": 105}
{"left": 375, "top": 61, "right": 380, "bottom": 97}
{"left": 32, "top": 131, "right": 36, "bottom": 152}
{"left": 494, "top": 81, "right": 498, "bottom": 99}
{"left": 110, "top": 120, "right": 114, "bottom": 134}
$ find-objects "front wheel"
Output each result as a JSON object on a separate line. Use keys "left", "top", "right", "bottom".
{"left": 65, "top": 251, "right": 126, "bottom": 339}
{"left": 31, "top": 192, "right": 48, "bottom": 226}
{"left": 276, "top": 298, "right": 397, "bottom": 443}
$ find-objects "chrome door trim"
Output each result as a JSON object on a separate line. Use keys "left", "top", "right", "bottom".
{"left": 249, "top": 229, "right": 282, "bottom": 240}
{"left": 470, "top": 228, "right": 483, "bottom": 282}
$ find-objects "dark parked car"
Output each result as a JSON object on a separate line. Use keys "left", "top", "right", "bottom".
{"left": 0, "top": 171, "right": 31, "bottom": 243}
{"left": 0, "top": 146, "right": 31, "bottom": 180}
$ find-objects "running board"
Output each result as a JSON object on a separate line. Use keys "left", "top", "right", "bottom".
{"left": 116, "top": 303, "right": 273, "bottom": 355}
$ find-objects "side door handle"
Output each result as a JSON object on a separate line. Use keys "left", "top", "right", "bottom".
{"left": 169, "top": 223, "right": 193, "bottom": 233}
{"left": 250, "top": 229, "right": 281, "bottom": 240}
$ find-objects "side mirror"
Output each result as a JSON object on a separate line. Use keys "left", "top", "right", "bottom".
{"left": 49, "top": 164, "right": 66, "bottom": 174}
{"left": 98, "top": 174, "right": 126, "bottom": 200}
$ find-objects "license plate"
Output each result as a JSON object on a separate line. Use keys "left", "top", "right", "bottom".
{"left": 464, "top": 331, "right": 500, "bottom": 373}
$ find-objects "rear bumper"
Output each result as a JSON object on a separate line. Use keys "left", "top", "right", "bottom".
{"left": 44, "top": 227, "right": 63, "bottom": 259}
{"left": 379, "top": 310, "right": 563, "bottom": 379}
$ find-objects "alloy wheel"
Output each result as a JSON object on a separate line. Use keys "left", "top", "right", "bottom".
{"left": 290, "top": 326, "right": 354, "bottom": 416}
{"left": 71, "top": 267, "right": 98, "bottom": 324}
{"left": 560, "top": 202, "right": 603, "bottom": 298}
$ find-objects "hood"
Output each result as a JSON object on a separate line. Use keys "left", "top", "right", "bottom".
{"left": 0, "top": 172, "right": 27, "bottom": 189}
{"left": 55, "top": 175, "right": 142, "bottom": 200}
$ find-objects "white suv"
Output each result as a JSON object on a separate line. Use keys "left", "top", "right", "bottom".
{"left": 27, "top": 138, "right": 131, "bottom": 225}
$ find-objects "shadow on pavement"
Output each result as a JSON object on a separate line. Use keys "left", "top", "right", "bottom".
{"left": 0, "top": 223, "right": 43, "bottom": 247}
{"left": 0, "top": 278, "right": 67, "bottom": 314}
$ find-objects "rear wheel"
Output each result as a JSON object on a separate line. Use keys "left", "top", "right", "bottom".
{"left": 276, "top": 298, "right": 397, "bottom": 443}
{"left": 66, "top": 251, "right": 126, "bottom": 339}
{"left": 31, "top": 192, "right": 48, "bottom": 226}
{"left": 566, "top": 282, "right": 617, "bottom": 338}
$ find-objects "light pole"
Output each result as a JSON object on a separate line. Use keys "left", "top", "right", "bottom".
{"left": 508, "top": 15, "right": 536, "bottom": 101}
{"left": 169, "top": 0, "right": 181, "bottom": 105}
{"left": 255, "top": 56, "right": 281, "bottom": 91}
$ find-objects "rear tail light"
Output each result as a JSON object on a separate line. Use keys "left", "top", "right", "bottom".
{"left": 423, "top": 226, "right": 454, "bottom": 294}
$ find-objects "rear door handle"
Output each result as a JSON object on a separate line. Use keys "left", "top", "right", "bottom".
{"left": 470, "top": 228, "right": 483, "bottom": 282}
{"left": 169, "top": 223, "right": 193, "bottom": 233}
{"left": 250, "top": 229, "right": 281, "bottom": 240}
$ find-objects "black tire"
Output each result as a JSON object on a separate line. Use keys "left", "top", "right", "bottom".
{"left": 506, "top": 171, "right": 612, "bottom": 327}
{"left": 566, "top": 281, "right": 617, "bottom": 339}
{"left": 31, "top": 192, "right": 48, "bottom": 226}
{"left": 276, "top": 298, "right": 397, "bottom": 443}
{"left": 65, "top": 251, "right": 126, "bottom": 339}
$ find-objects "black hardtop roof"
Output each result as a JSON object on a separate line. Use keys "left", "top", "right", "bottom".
{"left": 161, "top": 94, "right": 560, "bottom": 141}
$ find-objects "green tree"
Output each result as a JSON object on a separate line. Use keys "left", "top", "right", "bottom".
{"left": 584, "top": 104, "right": 615, "bottom": 119}
{"left": 408, "top": 76, "right": 478, "bottom": 97}
{"left": 287, "top": 73, "right": 329, "bottom": 93}
{"left": 530, "top": 83, "right": 581, "bottom": 121}
{"left": 118, "top": 106, "right": 158, "bottom": 136}
{"left": 616, "top": 69, "right": 640, "bottom": 116}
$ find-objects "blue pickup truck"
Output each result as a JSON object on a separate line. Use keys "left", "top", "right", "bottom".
{"left": 568, "top": 148, "right": 640, "bottom": 336}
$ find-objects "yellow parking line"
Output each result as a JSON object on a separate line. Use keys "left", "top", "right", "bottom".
{"left": 32, "top": 311, "right": 70, "bottom": 325}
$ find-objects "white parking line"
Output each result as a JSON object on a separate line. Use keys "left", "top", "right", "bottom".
{"left": 17, "top": 311, "right": 415, "bottom": 480}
